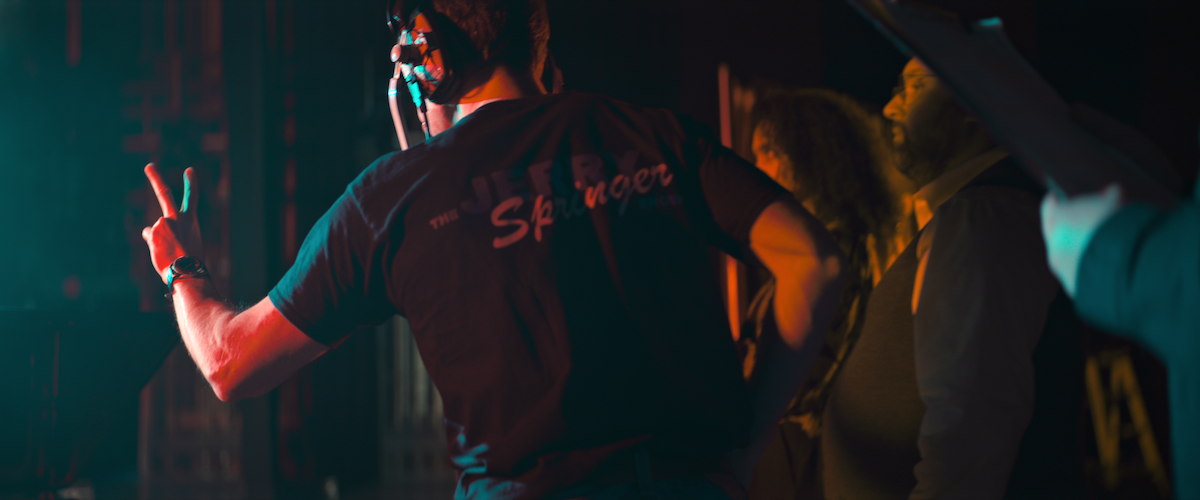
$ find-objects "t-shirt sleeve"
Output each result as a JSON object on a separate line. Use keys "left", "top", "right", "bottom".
{"left": 678, "top": 116, "right": 792, "bottom": 254}
{"left": 268, "top": 188, "right": 396, "bottom": 345}
{"left": 1075, "top": 200, "right": 1200, "bottom": 359}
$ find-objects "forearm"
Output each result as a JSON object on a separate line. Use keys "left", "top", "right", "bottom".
{"left": 732, "top": 199, "right": 846, "bottom": 484}
{"left": 733, "top": 256, "right": 844, "bottom": 484}
{"left": 173, "top": 278, "right": 332, "bottom": 401}
{"left": 143, "top": 164, "right": 326, "bottom": 402}
{"left": 171, "top": 277, "right": 245, "bottom": 400}
{"left": 1076, "top": 202, "right": 1198, "bottom": 348}
{"left": 731, "top": 315, "right": 824, "bottom": 484}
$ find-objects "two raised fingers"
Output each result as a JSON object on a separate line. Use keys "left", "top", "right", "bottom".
{"left": 144, "top": 163, "right": 199, "bottom": 219}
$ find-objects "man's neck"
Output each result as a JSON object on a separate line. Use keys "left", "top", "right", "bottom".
{"left": 456, "top": 65, "right": 543, "bottom": 118}
{"left": 938, "top": 140, "right": 996, "bottom": 181}
{"left": 911, "top": 136, "right": 996, "bottom": 189}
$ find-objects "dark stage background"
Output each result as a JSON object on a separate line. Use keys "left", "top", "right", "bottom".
{"left": 0, "top": 0, "right": 1196, "bottom": 499}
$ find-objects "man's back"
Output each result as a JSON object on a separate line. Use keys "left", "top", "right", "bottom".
{"left": 269, "top": 91, "right": 790, "bottom": 498}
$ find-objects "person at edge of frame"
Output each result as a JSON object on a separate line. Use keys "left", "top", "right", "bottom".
{"left": 1042, "top": 104, "right": 1194, "bottom": 500}
{"left": 137, "top": 0, "right": 845, "bottom": 499}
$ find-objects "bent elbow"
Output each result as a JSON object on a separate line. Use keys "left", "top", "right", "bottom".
{"left": 207, "top": 366, "right": 281, "bottom": 402}
{"left": 210, "top": 385, "right": 236, "bottom": 402}
{"left": 208, "top": 376, "right": 240, "bottom": 402}
{"left": 211, "top": 380, "right": 258, "bottom": 402}
{"left": 204, "top": 366, "right": 247, "bottom": 402}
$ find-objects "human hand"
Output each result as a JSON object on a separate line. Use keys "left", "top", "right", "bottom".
{"left": 1040, "top": 183, "right": 1124, "bottom": 297}
{"left": 141, "top": 164, "right": 203, "bottom": 283}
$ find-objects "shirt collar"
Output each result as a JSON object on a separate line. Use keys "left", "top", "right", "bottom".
{"left": 912, "top": 147, "right": 1010, "bottom": 229}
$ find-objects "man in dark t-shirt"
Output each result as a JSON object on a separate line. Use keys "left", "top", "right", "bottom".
{"left": 139, "top": 1, "right": 844, "bottom": 498}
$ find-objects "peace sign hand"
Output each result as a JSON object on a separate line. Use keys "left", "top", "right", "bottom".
{"left": 141, "top": 163, "right": 204, "bottom": 284}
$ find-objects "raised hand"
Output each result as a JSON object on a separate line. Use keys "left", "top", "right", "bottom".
{"left": 1041, "top": 183, "right": 1124, "bottom": 298}
{"left": 141, "top": 163, "right": 203, "bottom": 283}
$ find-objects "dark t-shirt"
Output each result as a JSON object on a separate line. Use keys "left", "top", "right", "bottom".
{"left": 269, "top": 91, "right": 788, "bottom": 499}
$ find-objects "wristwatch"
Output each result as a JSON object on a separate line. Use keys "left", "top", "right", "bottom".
{"left": 165, "top": 256, "right": 210, "bottom": 298}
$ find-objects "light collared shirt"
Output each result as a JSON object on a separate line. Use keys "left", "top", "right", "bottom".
{"left": 905, "top": 148, "right": 1063, "bottom": 499}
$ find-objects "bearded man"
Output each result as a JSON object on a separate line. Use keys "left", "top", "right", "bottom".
{"left": 817, "top": 58, "right": 1087, "bottom": 499}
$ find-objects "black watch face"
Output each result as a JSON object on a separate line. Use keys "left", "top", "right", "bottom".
{"left": 173, "top": 256, "right": 202, "bottom": 273}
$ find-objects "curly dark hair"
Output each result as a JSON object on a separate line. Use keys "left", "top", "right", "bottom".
{"left": 750, "top": 88, "right": 897, "bottom": 245}
{"left": 742, "top": 89, "right": 903, "bottom": 438}
{"left": 429, "top": 0, "right": 550, "bottom": 77}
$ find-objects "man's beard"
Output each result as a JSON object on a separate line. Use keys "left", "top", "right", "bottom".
{"left": 892, "top": 127, "right": 952, "bottom": 182}
{"left": 890, "top": 103, "right": 974, "bottom": 184}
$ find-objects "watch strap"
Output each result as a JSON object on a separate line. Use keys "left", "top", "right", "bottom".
{"left": 165, "top": 257, "right": 210, "bottom": 298}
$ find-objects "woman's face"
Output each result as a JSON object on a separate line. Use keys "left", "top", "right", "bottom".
{"left": 752, "top": 125, "right": 793, "bottom": 191}
{"left": 752, "top": 124, "right": 817, "bottom": 214}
